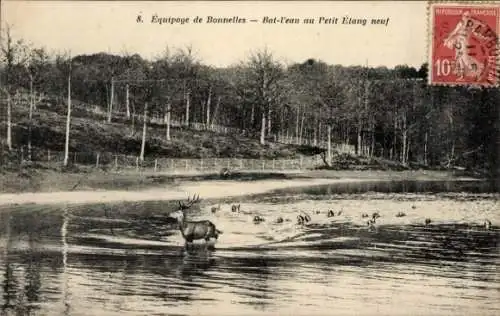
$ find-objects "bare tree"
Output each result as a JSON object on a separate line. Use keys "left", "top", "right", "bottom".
{"left": 0, "top": 24, "right": 21, "bottom": 151}
{"left": 245, "top": 48, "right": 284, "bottom": 145}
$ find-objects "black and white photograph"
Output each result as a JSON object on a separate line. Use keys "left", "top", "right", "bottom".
{"left": 0, "top": 1, "right": 499, "bottom": 315}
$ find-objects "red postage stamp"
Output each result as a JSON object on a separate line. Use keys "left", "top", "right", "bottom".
{"left": 428, "top": 2, "right": 500, "bottom": 87}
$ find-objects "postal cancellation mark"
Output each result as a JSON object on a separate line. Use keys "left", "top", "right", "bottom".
{"left": 429, "top": 2, "right": 500, "bottom": 87}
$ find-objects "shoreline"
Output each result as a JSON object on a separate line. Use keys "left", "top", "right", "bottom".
{"left": 0, "top": 178, "right": 376, "bottom": 207}
{"left": 0, "top": 174, "right": 486, "bottom": 207}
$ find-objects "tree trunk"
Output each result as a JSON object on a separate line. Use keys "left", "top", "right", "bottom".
{"left": 424, "top": 131, "right": 428, "bottom": 166}
{"left": 125, "top": 83, "right": 130, "bottom": 119}
{"left": 107, "top": 78, "right": 114, "bottom": 123}
{"left": 28, "top": 77, "right": 34, "bottom": 160}
{"left": 206, "top": 87, "right": 212, "bottom": 127}
{"left": 402, "top": 129, "right": 408, "bottom": 166}
{"left": 267, "top": 106, "right": 272, "bottom": 136}
{"left": 314, "top": 113, "right": 318, "bottom": 146}
{"left": 345, "top": 125, "right": 350, "bottom": 145}
{"left": 140, "top": 102, "right": 148, "bottom": 162}
{"left": 185, "top": 90, "right": 190, "bottom": 127}
{"left": 260, "top": 111, "right": 266, "bottom": 145}
{"left": 6, "top": 93, "right": 12, "bottom": 151}
{"left": 357, "top": 124, "right": 362, "bottom": 156}
{"left": 250, "top": 104, "right": 255, "bottom": 127}
{"left": 63, "top": 70, "right": 72, "bottom": 167}
{"left": 166, "top": 102, "right": 171, "bottom": 141}
{"left": 327, "top": 125, "right": 332, "bottom": 165}
{"left": 448, "top": 141, "right": 455, "bottom": 168}
{"left": 299, "top": 110, "right": 305, "bottom": 144}
{"left": 295, "top": 106, "right": 300, "bottom": 144}
{"left": 370, "top": 121, "right": 375, "bottom": 158}
{"left": 393, "top": 113, "right": 397, "bottom": 161}
{"left": 211, "top": 96, "right": 221, "bottom": 129}
{"left": 200, "top": 100, "right": 205, "bottom": 126}
{"left": 405, "top": 139, "right": 411, "bottom": 166}
{"left": 280, "top": 106, "right": 285, "bottom": 141}
{"left": 130, "top": 101, "right": 136, "bottom": 136}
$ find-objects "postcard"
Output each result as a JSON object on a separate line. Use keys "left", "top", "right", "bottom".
{"left": 0, "top": 1, "right": 499, "bottom": 316}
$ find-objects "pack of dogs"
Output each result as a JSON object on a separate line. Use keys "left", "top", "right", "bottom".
{"left": 167, "top": 194, "right": 494, "bottom": 250}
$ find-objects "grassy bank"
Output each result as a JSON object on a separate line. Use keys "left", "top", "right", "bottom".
{"left": 0, "top": 162, "right": 475, "bottom": 194}
{"left": 1, "top": 100, "right": 320, "bottom": 160}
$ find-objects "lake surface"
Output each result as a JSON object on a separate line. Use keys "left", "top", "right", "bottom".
{"left": 0, "top": 180, "right": 499, "bottom": 316}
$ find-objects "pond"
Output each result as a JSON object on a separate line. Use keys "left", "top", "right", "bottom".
{"left": 0, "top": 180, "right": 498, "bottom": 316}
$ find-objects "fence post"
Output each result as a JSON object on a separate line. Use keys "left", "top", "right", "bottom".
{"left": 74, "top": 152, "right": 77, "bottom": 165}
{"left": 96, "top": 152, "right": 100, "bottom": 168}
{"left": 239, "top": 159, "right": 243, "bottom": 170}
{"left": 48, "top": 149, "right": 51, "bottom": 162}
{"left": 300, "top": 156, "right": 303, "bottom": 169}
{"left": 227, "top": 159, "right": 230, "bottom": 169}
{"left": 200, "top": 158, "right": 203, "bottom": 171}
{"left": 136, "top": 156, "right": 139, "bottom": 171}
{"left": 114, "top": 155, "right": 118, "bottom": 169}
{"left": 185, "top": 159, "right": 188, "bottom": 171}
{"left": 20, "top": 147, "right": 24, "bottom": 162}
{"left": 262, "top": 160, "right": 265, "bottom": 170}
{"left": 154, "top": 159, "right": 158, "bottom": 172}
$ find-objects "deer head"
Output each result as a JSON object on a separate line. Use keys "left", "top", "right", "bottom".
{"left": 168, "top": 194, "right": 201, "bottom": 224}
{"left": 178, "top": 193, "right": 201, "bottom": 211}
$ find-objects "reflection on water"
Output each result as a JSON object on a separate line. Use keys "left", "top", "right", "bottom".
{"left": 0, "top": 180, "right": 499, "bottom": 316}
{"left": 269, "top": 179, "right": 498, "bottom": 196}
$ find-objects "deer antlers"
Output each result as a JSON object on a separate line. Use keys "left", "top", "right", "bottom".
{"left": 178, "top": 193, "right": 201, "bottom": 211}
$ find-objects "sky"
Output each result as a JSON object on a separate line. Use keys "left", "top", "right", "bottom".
{"left": 2, "top": 1, "right": 428, "bottom": 68}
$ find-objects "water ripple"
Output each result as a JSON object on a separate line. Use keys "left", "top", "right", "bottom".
{"left": 0, "top": 181, "right": 499, "bottom": 315}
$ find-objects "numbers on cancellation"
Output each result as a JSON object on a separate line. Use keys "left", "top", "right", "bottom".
{"left": 435, "top": 59, "right": 452, "bottom": 76}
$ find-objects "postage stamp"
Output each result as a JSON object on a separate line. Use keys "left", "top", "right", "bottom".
{"left": 428, "top": 1, "right": 500, "bottom": 87}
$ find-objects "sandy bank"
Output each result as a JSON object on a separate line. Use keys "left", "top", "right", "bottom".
{"left": 0, "top": 178, "right": 383, "bottom": 207}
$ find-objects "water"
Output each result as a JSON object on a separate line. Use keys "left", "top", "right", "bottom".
{"left": 0, "top": 180, "right": 499, "bottom": 316}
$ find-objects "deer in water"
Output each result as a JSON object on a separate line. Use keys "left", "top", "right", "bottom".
{"left": 168, "top": 194, "right": 223, "bottom": 250}
{"left": 211, "top": 204, "right": 221, "bottom": 214}
{"left": 297, "top": 212, "right": 311, "bottom": 225}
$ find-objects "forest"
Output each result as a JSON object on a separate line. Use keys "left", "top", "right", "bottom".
{"left": 1, "top": 25, "right": 499, "bottom": 178}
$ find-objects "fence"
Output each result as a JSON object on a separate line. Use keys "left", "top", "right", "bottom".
{"left": 5, "top": 146, "right": 325, "bottom": 173}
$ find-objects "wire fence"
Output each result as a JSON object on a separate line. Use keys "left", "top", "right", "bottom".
{"left": 72, "top": 105, "right": 356, "bottom": 154}
{"left": 4, "top": 146, "right": 325, "bottom": 173}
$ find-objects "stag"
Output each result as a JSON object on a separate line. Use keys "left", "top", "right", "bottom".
{"left": 169, "top": 194, "right": 223, "bottom": 250}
